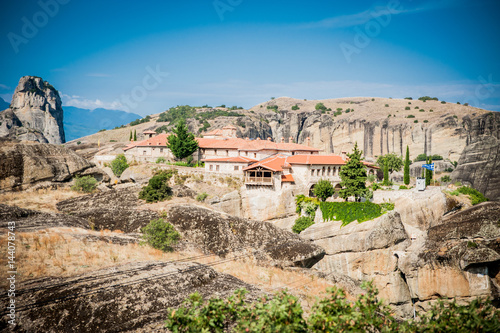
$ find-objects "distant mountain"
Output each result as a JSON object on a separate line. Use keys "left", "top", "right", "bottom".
{"left": 63, "top": 106, "right": 141, "bottom": 141}
{"left": 0, "top": 97, "right": 10, "bottom": 111}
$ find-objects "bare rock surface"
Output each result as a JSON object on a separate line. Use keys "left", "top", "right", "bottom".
{"left": 166, "top": 205, "right": 325, "bottom": 268}
{"left": 56, "top": 188, "right": 159, "bottom": 232}
{"left": 0, "top": 261, "right": 263, "bottom": 332}
{"left": 0, "top": 139, "right": 107, "bottom": 192}
{"left": 0, "top": 76, "right": 65, "bottom": 144}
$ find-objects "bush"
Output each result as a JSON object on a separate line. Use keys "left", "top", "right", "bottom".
{"left": 313, "top": 179, "right": 334, "bottom": 202}
{"left": 441, "top": 175, "right": 451, "bottom": 182}
{"left": 414, "top": 120, "right": 418, "bottom": 123}
{"left": 407, "top": 114, "right": 415, "bottom": 118}
{"left": 139, "top": 171, "right": 174, "bottom": 203}
{"left": 423, "top": 120, "right": 429, "bottom": 123}
{"left": 320, "top": 202, "right": 383, "bottom": 226}
{"left": 450, "top": 186, "right": 488, "bottom": 205}
{"left": 315, "top": 103, "right": 327, "bottom": 111}
{"left": 404, "top": 97, "right": 413, "bottom": 100}
{"left": 129, "top": 115, "right": 151, "bottom": 126}
{"left": 140, "top": 218, "right": 179, "bottom": 252}
{"left": 371, "top": 182, "right": 380, "bottom": 190}
{"left": 156, "top": 157, "right": 167, "bottom": 164}
{"left": 418, "top": 96, "right": 438, "bottom": 102}
{"left": 71, "top": 175, "right": 97, "bottom": 193}
{"left": 291, "top": 104, "right": 300, "bottom": 110}
{"left": 419, "top": 109, "right": 425, "bottom": 112}
{"left": 77, "top": 141, "right": 81, "bottom": 145}
{"left": 196, "top": 192, "right": 209, "bottom": 202}
{"left": 405, "top": 106, "right": 411, "bottom": 110}
{"left": 292, "top": 216, "right": 314, "bottom": 234}
{"left": 110, "top": 154, "right": 129, "bottom": 177}
{"left": 441, "top": 101, "right": 446, "bottom": 104}
{"left": 399, "top": 185, "right": 408, "bottom": 189}
{"left": 385, "top": 104, "right": 389, "bottom": 107}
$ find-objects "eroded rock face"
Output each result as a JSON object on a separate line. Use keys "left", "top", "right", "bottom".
{"left": 0, "top": 76, "right": 65, "bottom": 144}
{"left": 0, "top": 139, "right": 100, "bottom": 192}
{"left": 56, "top": 188, "right": 159, "bottom": 232}
{"left": 0, "top": 261, "right": 263, "bottom": 332}
{"left": 166, "top": 205, "right": 325, "bottom": 268}
{"left": 452, "top": 112, "right": 500, "bottom": 201}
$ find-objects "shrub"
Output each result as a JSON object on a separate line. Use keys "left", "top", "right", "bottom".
{"left": 415, "top": 106, "right": 419, "bottom": 109}
{"left": 129, "top": 115, "right": 151, "bottom": 126}
{"left": 441, "top": 101, "right": 446, "bottom": 104}
{"left": 320, "top": 202, "right": 383, "bottom": 226}
{"left": 139, "top": 171, "right": 174, "bottom": 203}
{"left": 140, "top": 218, "right": 179, "bottom": 252}
{"left": 77, "top": 141, "right": 81, "bottom": 145}
{"left": 291, "top": 104, "right": 300, "bottom": 110}
{"left": 419, "top": 109, "right": 425, "bottom": 112}
{"left": 399, "top": 185, "right": 408, "bottom": 189}
{"left": 450, "top": 186, "right": 488, "bottom": 205}
{"left": 423, "top": 120, "right": 429, "bottom": 123}
{"left": 404, "top": 97, "right": 413, "bottom": 100}
{"left": 385, "top": 104, "right": 389, "bottom": 107}
{"left": 430, "top": 109, "right": 434, "bottom": 112}
{"left": 407, "top": 114, "right": 415, "bottom": 118}
{"left": 292, "top": 216, "right": 314, "bottom": 233}
{"left": 371, "top": 183, "right": 381, "bottom": 191}
{"left": 414, "top": 120, "right": 418, "bottom": 123}
{"left": 367, "top": 174, "right": 376, "bottom": 183}
{"left": 110, "top": 154, "right": 129, "bottom": 177}
{"left": 315, "top": 103, "right": 327, "bottom": 111}
{"left": 441, "top": 175, "right": 451, "bottom": 182}
{"left": 464, "top": 103, "right": 469, "bottom": 106}
{"left": 371, "top": 98, "right": 375, "bottom": 101}
{"left": 408, "top": 101, "right": 412, "bottom": 104}
{"left": 196, "top": 192, "right": 209, "bottom": 202}
{"left": 71, "top": 175, "right": 97, "bottom": 193}
{"left": 156, "top": 157, "right": 166, "bottom": 164}
{"left": 418, "top": 96, "right": 438, "bottom": 102}
{"left": 313, "top": 179, "right": 334, "bottom": 202}
{"left": 405, "top": 106, "right": 411, "bottom": 110}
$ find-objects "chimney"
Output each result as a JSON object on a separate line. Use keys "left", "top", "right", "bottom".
{"left": 341, "top": 151, "right": 347, "bottom": 160}
{"left": 289, "top": 136, "right": 294, "bottom": 143}
{"left": 267, "top": 137, "right": 272, "bottom": 141}
{"left": 306, "top": 137, "right": 311, "bottom": 146}
{"left": 280, "top": 137, "right": 284, "bottom": 143}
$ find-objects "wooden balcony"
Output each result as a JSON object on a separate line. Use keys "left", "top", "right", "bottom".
{"left": 245, "top": 176, "right": 274, "bottom": 185}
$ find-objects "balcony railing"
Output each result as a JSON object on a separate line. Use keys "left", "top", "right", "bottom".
{"left": 245, "top": 176, "right": 273, "bottom": 185}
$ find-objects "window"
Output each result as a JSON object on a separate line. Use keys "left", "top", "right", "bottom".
{"left": 245, "top": 151, "right": 248, "bottom": 156}
{"left": 311, "top": 169, "right": 314, "bottom": 176}
{"left": 216, "top": 165, "right": 220, "bottom": 171}
{"left": 210, "top": 164, "right": 213, "bottom": 171}
{"left": 327, "top": 167, "right": 331, "bottom": 176}
{"left": 322, "top": 167, "right": 325, "bottom": 176}
{"left": 254, "top": 153, "right": 257, "bottom": 158}
{"left": 226, "top": 150, "right": 229, "bottom": 156}
{"left": 143, "top": 150, "right": 146, "bottom": 156}
{"left": 160, "top": 148, "right": 163, "bottom": 153}
{"left": 234, "top": 166, "right": 239, "bottom": 171}
{"left": 214, "top": 149, "right": 217, "bottom": 155}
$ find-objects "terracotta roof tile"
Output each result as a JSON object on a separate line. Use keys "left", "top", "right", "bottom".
{"left": 123, "top": 133, "right": 169, "bottom": 151}
{"left": 281, "top": 174, "right": 295, "bottom": 182}
{"left": 202, "top": 156, "right": 258, "bottom": 163}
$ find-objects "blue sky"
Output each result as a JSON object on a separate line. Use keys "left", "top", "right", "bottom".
{"left": 1, "top": 0, "right": 499, "bottom": 116}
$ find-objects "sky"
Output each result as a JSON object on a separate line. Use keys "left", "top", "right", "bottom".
{"left": 1, "top": 0, "right": 500, "bottom": 116}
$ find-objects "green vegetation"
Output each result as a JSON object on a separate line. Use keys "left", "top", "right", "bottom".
{"left": 450, "top": 186, "right": 488, "bottom": 205}
{"left": 414, "top": 154, "right": 443, "bottom": 162}
{"left": 414, "top": 120, "right": 418, "bottom": 123}
{"left": 196, "top": 192, "right": 209, "bottom": 202}
{"left": 155, "top": 125, "right": 169, "bottom": 134}
{"left": 71, "top": 175, "right": 97, "bottom": 193}
{"left": 419, "top": 109, "right": 425, "bottom": 112}
{"left": 315, "top": 103, "right": 327, "bottom": 111}
{"left": 98, "top": 129, "right": 106, "bottom": 132}
{"left": 199, "top": 120, "right": 211, "bottom": 133}
{"left": 313, "top": 179, "right": 335, "bottom": 202}
{"left": 129, "top": 130, "right": 132, "bottom": 141}
{"left": 133, "top": 129, "right": 137, "bottom": 141}
{"left": 377, "top": 153, "right": 403, "bottom": 174}
{"left": 167, "top": 120, "right": 199, "bottom": 160}
{"left": 414, "top": 106, "right": 419, "bottom": 109}
{"left": 292, "top": 216, "right": 314, "bottom": 234}
{"left": 423, "top": 120, "right": 429, "bottom": 123}
{"left": 291, "top": 104, "right": 300, "bottom": 110}
{"left": 320, "top": 201, "right": 391, "bottom": 226}
{"left": 441, "top": 101, "right": 446, "bottom": 104}
{"left": 407, "top": 114, "right": 415, "bottom": 118}
{"left": 110, "top": 154, "right": 129, "bottom": 177}
{"left": 399, "top": 185, "right": 409, "bottom": 189}
{"left": 339, "top": 143, "right": 369, "bottom": 202}
{"left": 441, "top": 175, "right": 451, "bottom": 183}
{"left": 140, "top": 218, "right": 179, "bottom": 252}
{"left": 385, "top": 104, "right": 389, "bottom": 107}
{"left": 425, "top": 156, "right": 433, "bottom": 186}
{"left": 382, "top": 163, "right": 391, "bottom": 186}
{"left": 157, "top": 105, "right": 196, "bottom": 123}
{"left": 418, "top": 96, "right": 438, "bottom": 102}
{"left": 333, "top": 110, "right": 342, "bottom": 116}
{"left": 405, "top": 106, "right": 411, "bottom": 110}
{"left": 404, "top": 97, "right": 413, "bottom": 100}
{"left": 165, "top": 282, "right": 500, "bottom": 332}
{"left": 129, "top": 115, "right": 151, "bottom": 126}
{"left": 196, "top": 109, "right": 244, "bottom": 120}
{"left": 77, "top": 141, "right": 81, "bottom": 145}
{"left": 139, "top": 170, "right": 175, "bottom": 203}
{"left": 156, "top": 157, "right": 167, "bottom": 164}
{"left": 404, "top": 145, "right": 410, "bottom": 185}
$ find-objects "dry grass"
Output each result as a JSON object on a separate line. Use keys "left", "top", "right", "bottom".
{"left": 0, "top": 227, "right": 334, "bottom": 311}
{"left": 0, "top": 188, "right": 84, "bottom": 213}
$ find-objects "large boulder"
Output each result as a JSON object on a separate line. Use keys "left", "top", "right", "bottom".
{"left": 0, "top": 76, "right": 65, "bottom": 144}
{"left": 56, "top": 188, "right": 159, "bottom": 232}
{"left": 166, "top": 205, "right": 325, "bottom": 268}
{"left": 0, "top": 261, "right": 263, "bottom": 332}
{"left": 0, "top": 139, "right": 96, "bottom": 192}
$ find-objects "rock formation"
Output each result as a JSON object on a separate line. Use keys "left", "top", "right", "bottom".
{"left": 166, "top": 205, "right": 325, "bottom": 268}
{"left": 0, "top": 261, "right": 263, "bottom": 332}
{"left": 0, "top": 139, "right": 107, "bottom": 192}
{"left": 452, "top": 112, "right": 500, "bottom": 201}
{"left": 0, "top": 76, "right": 65, "bottom": 144}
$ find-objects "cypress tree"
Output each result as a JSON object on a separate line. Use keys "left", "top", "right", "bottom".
{"left": 133, "top": 129, "right": 137, "bottom": 141}
{"left": 383, "top": 163, "right": 389, "bottom": 185}
{"left": 425, "top": 157, "right": 432, "bottom": 186}
{"left": 129, "top": 130, "right": 132, "bottom": 141}
{"left": 404, "top": 146, "right": 410, "bottom": 185}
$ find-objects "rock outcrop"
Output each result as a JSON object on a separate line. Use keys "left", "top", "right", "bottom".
{"left": 166, "top": 205, "right": 325, "bottom": 268}
{"left": 0, "top": 139, "right": 107, "bottom": 192}
{"left": 452, "top": 112, "right": 500, "bottom": 201}
{"left": 56, "top": 188, "right": 159, "bottom": 233}
{"left": 0, "top": 261, "right": 263, "bottom": 332}
{"left": 0, "top": 76, "right": 65, "bottom": 144}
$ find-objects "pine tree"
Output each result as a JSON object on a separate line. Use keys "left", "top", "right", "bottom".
{"left": 133, "top": 129, "right": 137, "bottom": 141}
{"left": 404, "top": 145, "right": 410, "bottom": 185}
{"left": 339, "top": 142, "right": 368, "bottom": 202}
{"left": 129, "top": 130, "right": 132, "bottom": 141}
{"left": 167, "top": 120, "right": 199, "bottom": 160}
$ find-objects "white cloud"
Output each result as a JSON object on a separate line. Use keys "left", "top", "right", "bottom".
{"left": 0, "top": 93, "right": 12, "bottom": 103}
{"left": 61, "top": 93, "right": 123, "bottom": 110}
{"left": 0, "top": 84, "right": 11, "bottom": 90}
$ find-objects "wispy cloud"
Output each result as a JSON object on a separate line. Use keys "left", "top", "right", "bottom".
{"left": 0, "top": 84, "right": 11, "bottom": 90}
{"left": 61, "top": 93, "right": 123, "bottom": 110}
{"left": 297, "top": 0, "right": 460, "bottom": 29}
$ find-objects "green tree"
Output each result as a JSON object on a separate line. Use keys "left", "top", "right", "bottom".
{"left": 133, "top": 129, "right": 137, "bottom": 141}
{"left": 339, "top": 142, "right": 368, "bottom": 202}
{"left": 404, "top": 145, "right": 410, "bottom": 185}
{"left": 110, "top": 154, "right": 129, "bottom": 177}
{"left": 313, "top": 179, "right": 334, "bottom": 202}
{"left": 139, "top": 170, "right": 174, "bottom": 203}
{"left": 376, "top": 153, "right": 403, "bottom": 174}
{"left": 167, "top": 120, "right": 199, "bottom": 160}
{"left": 383, "top": 163, "right": 390, "bottom": 185}
{"left": 129, "top": 130, "right": 132, "bottom": 141}
{"left": 71, "top": 175, "right": 97, "bottom": 193}
{"left": 315, "top": 102, "right": 327, "bottom": 111}
{"left": 425, "top": 156, "right": 433, "bottom": 186}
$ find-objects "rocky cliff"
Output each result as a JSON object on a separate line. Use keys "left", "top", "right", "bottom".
{"left": 0, "top": 76, "right": 65, "bottom": 144}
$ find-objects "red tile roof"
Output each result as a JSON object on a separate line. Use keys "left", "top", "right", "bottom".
{"left": 286, "top": 155, "right": 346, "bottom": 165}
{"left": 123, "top": 133, "right": 169, "bottom": 151}
{"left": 197, "top": 137, "right": 320, "bottom": 152}
{"left": 281, "top": 174, "right": 295, "bottom": 182}
{"left": 202, "top": 156, "right": 258, "bottom": 163}
{"left": 243, "top": 154, "right": 290, "bottom": 172}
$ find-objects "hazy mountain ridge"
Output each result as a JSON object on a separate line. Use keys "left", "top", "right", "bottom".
{"left": 0, "top": 97, "right": 9, "bottom": 110}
